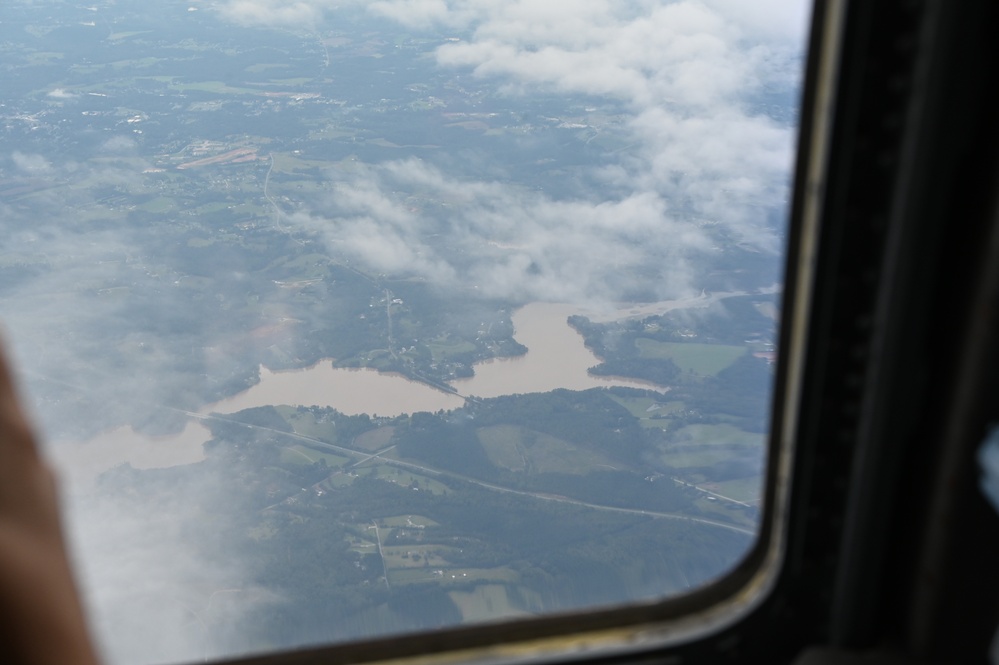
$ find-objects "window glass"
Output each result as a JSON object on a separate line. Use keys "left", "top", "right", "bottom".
{"left": 0, "top": 1, "right": 809, "bottom": 663}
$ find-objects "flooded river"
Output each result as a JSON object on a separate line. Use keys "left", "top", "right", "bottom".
{"left": 56, "top": 300, "right": 683, "bottom": 482}
{"left": 207, "top": 302, "right": 657, "bottom": 414}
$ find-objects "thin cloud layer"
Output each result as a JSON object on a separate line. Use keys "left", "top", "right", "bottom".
{"left": 291, "top": 159, "right": 704, "bottom": 303}
{"left": 219, "top": 0, "right": 807, "bottom": 305}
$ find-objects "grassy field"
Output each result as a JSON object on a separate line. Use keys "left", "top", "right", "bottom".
{"left": 437, "top": 568, "right": 518, "bottom": 586}
{"left": 354, "top": 426, "right": 395, "bottom": 451}
{"left": 380, "top": 515, "right": 439, "bottom": 528}
{"left": 671, "top": 423, "right": 765, "bottom": 447}
{"left": 367, "top": 464, "right": 450, "bottom": 495}
{"left": 324, "top": 473, "right": 357, "bottom": 489}
{"left": 279, "top": 445, "right": 348, "bottom": 467}
{"left": 634, "top": 340, "right": 746, "bottom": 376}
{"left": 477, "top": 425, "right": 620, "bottom": 474}
{"left": 388, "top": 568, "right": 444, "bottom": 585}
{"left": 606, "top": 394, "right": 688, "bottom": 430}
{"left": 608, "top": 395, "right": 685, "bottom": 419}
{"left": 693, "top": 497, "right": 757, "bottom": 529}
{"left": 702, "top": 476, "right": 763, "bottom": 504}
{"left": 346, "top": 535, "right": 378, "bottom": 555}
{"left": 449, "top": 584, "right": 529, "bottom": 622}
{"left": 381, "top": 544, "right": 451, "bottom": 571}
{"left": 383, "top": 565, "right": 519, "bottom": 586}
{"left": 427, "top": 336, "right": 477, "bottom": 361}
{"left": 270, "top": 152, "right": 332, "bottom": 173}
{"left": 657, "top": 449, "right": 736, "bottom": 469}
{"left": 276, "top": 407, "right": 338, "bottom": 444}
{"left": 168, "top": 80, "right": 262, "bottom": 95}
{"left": 477, "top": 425, "right": 526, "bottom": 471}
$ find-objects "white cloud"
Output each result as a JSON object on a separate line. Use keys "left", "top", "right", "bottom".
{"left": 66, "top": 480, "right": 282, "bottom": 665}
{"left": 287, "top": 159, "right": 708, "bottom": 304}
{"left": 12, "top": 151, "right": 54, "bottom": 174}
{"left": 217, "top": 0, "right": 331, "bottom": 26}
{"left": 100, "top": 136, "right": 140, "bottom": 154}
{"left": 47, "top": 88, "right": 77, "bottom": 99}
{"left": 216, "top": 0, "right": 807, "bottom": 305}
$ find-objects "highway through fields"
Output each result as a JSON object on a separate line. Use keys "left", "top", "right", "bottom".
{"left": 188, "top": 411, "right": 755, "bottom": 537}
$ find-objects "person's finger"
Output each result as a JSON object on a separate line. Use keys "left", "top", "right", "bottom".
{"left": 0, "top": 343, "right": 39, "bottom": 456}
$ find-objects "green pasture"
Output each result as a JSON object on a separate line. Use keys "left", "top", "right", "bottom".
{"left": 692, "top": 497, "right": 757, "bottom": 529}
{"left": 380, "top": 515, "right": 439, "bottom": 528}
{"left": 440, "top": 568, "right": 519, "bottom": 586}
{"left": 656, "top": 449, "right": 738, "bottom": 469}
{"left": 388, "top": 568, "right": 443, "bottom": 585}
{"left": 368, "top": 465, "right": 449, "bottom": 495}
{"left": 324, "top": 473, "right": 357, "bottom": 488}
{"left": 391, "top": 567, "right": 517, "bottom": 588}
{"left": 607, "top": 394, "right": 661, "bottom": 419}
{"left": 449, "top": 584, "right": 528, "bottom": 622}
{"left": 307, "top": 127, "right": 357, "bottom": 141}
{"left": 191, "top": 201, "right": 233, "bottom": 215}
{"left": 169, "top": 80, "right": 260, "bottom": 95}
{"left": 634, "top": 339, "right": 746, "bottom": 376}
{"left": 671, "top": 423, "right": 765, "bottom": 448}
{"left": 270, "top": 152, "right": 331, "bottom": 173}
{"left": 279, "top": 444, "right": 348, "bottom": 467}
{"left": 246, "top": 523, "right": 278, "bottom": 541}
{"left": 477, "top": 425, "right": 618, "bottom": 475}
{"left": 276, "top": 407, "right": 338, "bottom": 444}
{"left": 109, "top": 57, "right": 164, "bottom": 71}
{"left": 703, "top": 476, "right": 763, "bottom": 504}
{"left": 346, "top": 535, "right": 377, "bottom": 554}
{"left": 353, "top": 426, "right": 395, "bottom": 451}
{"left": 427, "top": 336, "right": 476, "bottom": 361}
{"left": 477, "top": 425, "right": 526, "bottom": 471}
{"left": 264, "top": 253, "right": 330, "bottom": 280}
{"left": 381, "top": 545, "right": 450, "bottom": 570}
{"left": 608, "top": 394, "right": 686, "bottom": 421}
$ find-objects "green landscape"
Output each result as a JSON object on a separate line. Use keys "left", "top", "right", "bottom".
{"left": 0, "top": 1, "right": 793, "bottom": 661}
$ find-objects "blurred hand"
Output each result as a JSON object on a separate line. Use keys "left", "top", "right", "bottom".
{"left": 0, "top": 346, "right": 100, "bottom": 665}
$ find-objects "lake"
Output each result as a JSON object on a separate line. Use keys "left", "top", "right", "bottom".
{"left": 55, "top": 300, "right": 681, "bottom": 483}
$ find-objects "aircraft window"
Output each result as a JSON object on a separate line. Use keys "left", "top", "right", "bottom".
{"left": 0, "top": 1, "right": 810, "bottom": 663}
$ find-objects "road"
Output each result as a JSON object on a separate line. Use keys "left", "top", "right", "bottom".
{"left": 369, "top": 522, "right": 390, "bottom": 590}
{"left": 671, "top": 477, "right": 754, "bottom": 508}
{"left": 192, "top": 412, "right": 755, "bottom": 536}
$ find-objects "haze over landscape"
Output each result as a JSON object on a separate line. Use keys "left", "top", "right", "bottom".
{"left": 0, "top": 1, "right": 807, "bottom": 663}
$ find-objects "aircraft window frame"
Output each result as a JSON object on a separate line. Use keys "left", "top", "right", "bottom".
{"left": 7, "top": 0, "right": 999, "bottom": 661}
